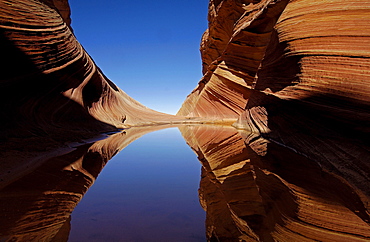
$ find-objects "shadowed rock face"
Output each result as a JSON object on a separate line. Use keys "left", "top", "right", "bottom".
{"left": 178, "top": 0, "right": 370, "bottom": 225}
{"left": 0, "top": 0, "right": 185, "bottom": 141}
{"left": 179, "top": 125, "right": 370, "bottom": 241}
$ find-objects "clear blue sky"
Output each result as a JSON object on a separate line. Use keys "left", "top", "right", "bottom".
{"left": 69, "top": 1, "right": 209, "bottom": 114}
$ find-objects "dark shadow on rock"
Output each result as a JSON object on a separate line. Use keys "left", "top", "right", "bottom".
{"left": 240, "top": 90, "right": 370, "bottom": 207}
{"left": 0, "top": 27, "right": 117, "bottom": 142}
{"left": 254, "top": 28, "right": 301, "bottom": 92}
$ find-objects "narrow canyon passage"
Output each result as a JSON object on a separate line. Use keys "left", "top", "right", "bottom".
{"left": 1, "top": 0, "right": 369, "bottom": 241}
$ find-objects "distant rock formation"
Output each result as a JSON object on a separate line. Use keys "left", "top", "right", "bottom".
{"left": 0, "top": 0, "right": 184, "bottom": 141}
{"left": 180, "top": 125, "right": 370, "bottom": 241}
{"left": 179, "top": 0, "right": 370, "bottom": 224}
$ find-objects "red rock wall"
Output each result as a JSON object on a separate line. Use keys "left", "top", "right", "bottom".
{"left": 177, "top": 0, "right": 290, "bottom": 119}
{"left": 179, "top": 0, "right": 370, "bottom": 215}
{"left": 235, "top": 0, "right": 370, "bottom": 212}
{"left": 179, "top": 0, "right": 370, "bottom": 120}
{"left": 0, "top": 0, "right": 179, "bottom": 140}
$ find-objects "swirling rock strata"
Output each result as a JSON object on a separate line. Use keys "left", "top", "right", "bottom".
{"left": 177, "top": 0, "right": 290, "bottom": 119}
{"left": 235, "top": 0, "right": 370, "bottom": 213}
{"left": 179, "top": 0, "right": 370, "bottom": 225}
{"left": 0, "top": 0, "right": 183, "bottom": 141}
{"left": 179, "top": 0, "right": 370, "bottom": 120}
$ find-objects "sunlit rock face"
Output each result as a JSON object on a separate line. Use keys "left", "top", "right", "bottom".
{"left": 180, "top": 125, "right": 370, "bottom": 241}
{"left": 0, "top": 0, "right": 181, "bottom": 141}
{"left": 178, "top": 0, "right": 291, "bottom": 119}
{"left": 178, "top": 0, "right": 370, "bottom": 120}
{"left": 178, "top": 0, "right": 370, "bottom": 225}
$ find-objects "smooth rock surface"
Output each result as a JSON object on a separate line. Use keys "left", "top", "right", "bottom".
{"left": 0, "top": 0, "right": 187, "bottom": 142}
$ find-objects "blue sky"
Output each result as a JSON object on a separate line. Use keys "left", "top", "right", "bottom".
{"left": 69, "top": 1, "right": 209, "bottom": 114}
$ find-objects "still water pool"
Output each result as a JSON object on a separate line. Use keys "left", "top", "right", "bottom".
{"left": 2, "top": 125, "right": 367, "bottom": 241}
{"left": 68, "top": 127, "right": 206, "bottom": 242}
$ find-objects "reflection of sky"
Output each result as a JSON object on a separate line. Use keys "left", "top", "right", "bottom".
{"left": 69, "top": 0, "right": 209, "bottom": 114}
{"left": 69, "top": 128, "right": 206, "bottom": 241}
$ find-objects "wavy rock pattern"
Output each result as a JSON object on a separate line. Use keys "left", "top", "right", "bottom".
{"left": 178, "top": 0, "right": 290, "bottom": 119}
{"left": 180, "top": 125, "right": 370, "bottom": 241}
{"left": 2, "top": 0, "right": 370, "bottom": 240}
{"left": 179, "top": 0, "right": 370, "bottom": 235}
{"left": 0, "top": 0, "right": 185, "bottom": 141}
{"left": 179, "top": 0, "right": 370, "bottom": 119}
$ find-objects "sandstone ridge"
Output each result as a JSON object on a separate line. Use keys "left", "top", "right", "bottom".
{"left": 0, "top": 0, "right": 190, "bottom": 142}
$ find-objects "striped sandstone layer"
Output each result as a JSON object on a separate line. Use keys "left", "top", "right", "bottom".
{"left": 0, "top": 0, "right": 185, "bottom": 141}
{"left": 178, "top": 0, "right": 370, "bottom": 121}
{"left": 178, "top": 0, "right": 291, "bottom": 119}
{"left": 179, "top": 0, "right": 370, "bottom": 235}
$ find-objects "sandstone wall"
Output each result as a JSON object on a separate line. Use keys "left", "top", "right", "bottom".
{"left": 0, "top": 0, "right": 180, "bottom": 141}
{"left": 179, "top": 0, "right": 370, "bottom": 121}
{"left": 179, "top": 0, "right": 370, "bottom": 215}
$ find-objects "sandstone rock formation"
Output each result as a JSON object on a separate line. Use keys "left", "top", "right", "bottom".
{"left": 178, "top": 0, "right": 290, "bottom": 119}
{"left": 0, "top": 0, "right": 187, "bottom": 143}
{"left": 179, "top": 0, "right": 370, "bottom": 236}
{"left": 180, "top": 125, "right": 370, "bottom": 241}
{"left": 2, "top": 0, "right": 370, "bottom": 240}
{"left": 178, "top": 0, "right": 370, "bottom": 121}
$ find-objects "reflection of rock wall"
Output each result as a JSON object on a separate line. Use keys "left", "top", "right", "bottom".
{"left": 179, "top": 0, "right": 370, "bottom": 221}
{"left": 180, "top": 125, "right": 370, "bottom": 241}
{"left": 0, "top": 125, "right": 171, "bottom": 241}
{"left": 0, "top": 144, "right": 94, "bottom": 241}
{"left": 0, "top": 0, "right": 179, "bottom": 140}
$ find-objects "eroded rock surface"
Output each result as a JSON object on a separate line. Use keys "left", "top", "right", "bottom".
{"left": 0, "top": 0, "right": 186, "bottom": 142}
{"left": 179, "top": 0, "right": 370, "bottom": 231}
{"left": 1, "top": 0, "right": 370, "bottom": 240}
{"left": 179, "top": 0, "right": 370, "bottom": 120}
{"left": 178, "top": 0, "right": 291, "bottom": 119}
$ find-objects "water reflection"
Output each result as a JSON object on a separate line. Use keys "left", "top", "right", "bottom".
{"left": 0, "top": 125, "right": 184, "bottom": 241}
{"left": 0, "top": 125, "right": 369, "bottom": 241}
{"left": 180, "top": 125, "right": 370, "bottom": 241}
{"left": 69, "top": 127, "right": 205, "bottom": 241}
